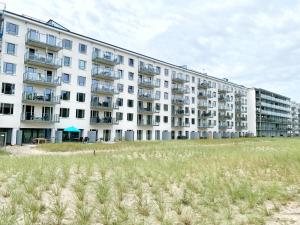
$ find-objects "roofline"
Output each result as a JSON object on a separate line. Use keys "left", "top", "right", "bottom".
{"left": 3, "top": 10, "right": 248, "bottom": 89}
{"left": 255, "top": 88, "right": 291, "bottom": 100}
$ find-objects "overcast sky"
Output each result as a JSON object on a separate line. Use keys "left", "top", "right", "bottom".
{"left": 4, "top": 0, "right": 300, "bottom": 101}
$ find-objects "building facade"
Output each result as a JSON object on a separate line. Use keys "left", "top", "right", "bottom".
{"left": 248, "top": 88, "right": 292, "bottom": 137}
{"left": 0, "top": 10, "right": 252, "bottom": 145}
{"left": 291, "top": 102, "right": 300, "bottom": 136}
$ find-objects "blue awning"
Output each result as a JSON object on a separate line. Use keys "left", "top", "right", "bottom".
{"left": 64, "top": 126, "right": 80, "bottom": 132}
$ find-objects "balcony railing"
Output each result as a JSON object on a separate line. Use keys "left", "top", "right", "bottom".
{"left": 172, "top": 73, "right": 189, "bottom": 83}
{"left": 24, "top": 52, "right": 62, "bottom": 69}
{"left": 219, "top": 114, "right": 233, "bottom": 120}
{"left": 92, "top": 51, "right": 119, "bottom": 66}
{"left": 218, "top": 105, "right": 230, "bottom": 111}
{"left": 138, "top": 65, "right": 160, "bottom": 76}
{"left": 197, "top": 102, "right": 208, "bottom": 109}
{"left": 235, "top": 107, "right": 247, "bottom": 113}
{"left": 198, "top": 123, "right": 214, "bottom": 129}
{"left": 23, "top": 72, "right": 61, "bottom": 86}
{"left": 172, "top": 109, "right": 190, "bottom": 117}
{"left": 236, "top": 125, "right": 248, "bottom": 130}
{"left": 197, "top": 82, "right": 210, "bottom": 89}
{"left": 137, "top": 120, "right": 159, "bottom": 126}
{"left": 138, "top": 90, "right": 159, "bottom": 101}
{"left": 199, "top": 112, "right": 213, "bottom": 119}
{"left": 171, "top": 97, "right": 190, "bottom": 105}
{"left": 236, "top": 116, "right": 247, "bottom": 121}
{"left": 21, "top": 113, "right": 59, "bottom": 123}
{"left": 26, "top": 31, "right": 63, "bottom": 51}
{"left": 219, "top": 124, "right": 230, "bottom": 129}
{"left": 172, "top": 85, "right": 189, "bottom": 94}
{"left": 138, "top": 107, "right": 159, "bottom": 114}
{"left": 22, "top": 93, "right": 60, "bottom": 105}
{"left": 197, "top": 92, "right": 208, "bottom": 99}
{"left": 90, "top": 117, "right": 119, "bottom": 125}
{"left": 138, "top": 78, "right": 160, "bottom": 88}
{"left": 91, "top": 85, "right": 118, "bottom": 95}
{"left": 172, "top": 121, "right": 190, "bottom": 127}
{"left": 90, "top": 101, "right": 118, "bottom": 110}
{"left": 92, "top": 67, "right": 120, "bottom": 80}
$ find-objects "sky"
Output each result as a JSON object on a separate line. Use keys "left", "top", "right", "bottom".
{"left": 3, "top": 0, "right": 300, "bottom": 101}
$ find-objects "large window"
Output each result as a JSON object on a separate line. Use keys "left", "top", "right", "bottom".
{"left": 116, "top": 98, "right": 123, "bottom": 107}
{"left": 0, "top": 103, "right": 14, "bottom": 115}
{"left": 128, "top": 58, "right": 134, "bottom": 67}
{"left": 62, "top": 73, "right": 71, "bottom": 84}
{"left": 6, "top": 43, "right": 16, "bottom": 55}
{"left": 77, "top": 76, "right": 86, "bottom": 86}
{"left": 76, "top": 93, "right": 85, "bottom": 102}
{"left": 6, "top": 22, "right": 19, "bottom": 35}
{"left": 59, "top": 108, "right": 69, "bottom": 118}
{"left": 127, "top": 113, "right": 133, "bottom": 121}
{"left": 64, "top": 56, "right": 72, "bottom": 67}
{"left": 3, "top": 62, "right": 16, "bottom": 75}
{"left": 78, "top": 60, "right": 86, "bottom": 70}
{"left": 76, "top": 109, "right": 85, "bottom": 118}
{"left": 127, "top": 99, "right": 134, "bottom": 107}
{"left": 61, "top": 91, "right": 70, "bottom": 100}
{"left": 62, "top": 39, "right": 72, "bottom": 50}
{"left": 116, "top": 112, "right": 123, "bottom": 121}
{"left": 1, "top": 83, "right": 15, "bottom": 94}
{"left": 78, "top": 43, "right": 87, "bottom": 54}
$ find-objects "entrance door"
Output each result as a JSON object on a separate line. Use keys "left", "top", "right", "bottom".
{"left": 42, "top": 106, "right": 53, "bottom": 121}
{"left": 46, "top": 71, "right": 53, "bottom": 82}
{"left": 103, "top": 130, "right": 111, "bottom": 142}
{"left": 0, "top": 132, "right": 6, "bottom": 147}
{"left": 24, "top": 105, "right": 34, "bottom": 120}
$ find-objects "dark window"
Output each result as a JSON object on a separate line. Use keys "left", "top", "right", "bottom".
{"left": 127, "top": 99, "right": 134, "bottom": 107}
{"left": 116, "top": 112, "right": 123, "bottom": 121}
{"left": 117, "top": 84, "right": 124, "bottom": 93}
{"left": 1, "top": 83, "right": 15, "bottom": 94}
{"left": 61, "top": 91, "right": 70, "bottom": 100}
{"left": 128, "top": 58, "right": 134, "bottom": 67}
{"left": 59, "top": 108, "right": 69, "bottom": 118}
{"left": 64, "top": 56, "right": 71, "bottom": 67}
{"left": 128, "top": 72, "right": 134, "bottom": 80}
{"left": 76, "top": 109, "right": 85, "bottom": 118}
{"left": 128, "top": 85, "right": 134, "bottom": 94}
{"left": 116, "top": 98, "right": 123, "bottom": 107}
{"left": 163, "top": 116, "right": 168, "bottom": 123}
{"left": 62, "top": 73, "right": 71, "bottom": 83}
{"left": 0, "top": 103, "right": 14, "bottom": 115}
{"left": 163, "top": 104, "right": 168, "bottom": 111}
{"left": 79, "top": 43, "right": 87, "bottom": 54}
{"left": 127, "top": 113, "right": 133, "bottom": 121}
{"left": 76, "top": 93, "right": 85, "bottom": 102}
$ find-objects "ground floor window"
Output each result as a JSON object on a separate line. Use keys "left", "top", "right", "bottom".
{"left": 21, "top": 128, "right": 51, "bottom": 143}
{"left": 0, "top": 128, "right": 12, "bottom": 145}
{"left": 146, "top": 130, "right": 152, "bottom": 140}
{"left": 137, "top": 130, "right": 142, "bottom": 140}
{"left": 155, "top": 130, "right": 160, "bottom": 140}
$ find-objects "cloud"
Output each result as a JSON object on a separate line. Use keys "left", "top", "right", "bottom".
{"left": 3, "top": 0, "right": 300, "bottom": 101}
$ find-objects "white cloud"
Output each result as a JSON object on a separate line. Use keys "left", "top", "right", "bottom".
{"left": 3, "top": 0, "right": 300, "bottom": 101}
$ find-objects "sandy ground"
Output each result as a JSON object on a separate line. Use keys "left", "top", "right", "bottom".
{"left": 267, "top": 201, "right": 300, "bottom": 225}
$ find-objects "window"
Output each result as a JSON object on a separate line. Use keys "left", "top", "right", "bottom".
{"left": 78, "top": 76, "right": 86, "bottom": 86}
{"left": 128, "top": 72, "right": 134, "bottom": 80}
{"left": 62, "top": 39, "right": 72, "bottom": 50}
{"left": 1, "top": 83, "right": 15, "bottom": 94}
{"left": 118, "top": 70, "right": 124, "bottom": 79}
{"left": 0, "top": 103, "right": 14, "bottom": 115}
{"left": 79, "top": 43, "right": 87, "bottom": 54}
{"left": 116, "top": 98, "right": 123, "bottom": 107}
{"left": 128, "top": 85, "right": 134, "bottom": 94}
{"left": 164, "top": 81, "right": 169, "bottom": 88}
{"left": 164, "top": 92, "right": 168, "bottom": 100}
{"left": 164, "top": 69, "right": 169, "bottom": 76}
{"left": 192, "top": 97, "right": 195, "bottom": 104}
{"left": 155, "top": 91, "right": 161, "bottom": 99}
{"left": 127, "top": 99, "right": 134, "bottom": 107}
{"left": 61, "top": 91, "right": 70, "bottom": 100}
{"left": 192, "top": 76, "right": 195, "bottom": 83}
{"left": 155, "top": 115, "right": 160, "bottom": 123}
{"left": 155, "top": 103, "right": 161, "bottom": 111}
{"left": 64, "top": 56, "right": 71, "bottom": 67}
{"left": 127, "top": 113, "right": 133, "bottom": 121}
{"left": 59, "top": 108, "right": 69, "bottom": 118}
{"left": 76, "top": 93, "right": 85, "bottom": 102}
{"left": 192, "top": 87, "right": 195, "bottom": 94}
{"left": 192, "top": 118, "right": 195, "bottom": 125}
{"left": 163, "top": 104, "right": 168, "bottom": 111}
{"left": 3, "top": 62, "right": 16, "bottom": 75}
{"left": 6, "top": 22, "right": 18, "bottom": 35}
{"left": 117, "top": 83, "right": 124, "bottom": 93}
{"left": 156, "top": 66, "right": 161, "bottom": 75}
{"left": 6, "top": 43, "right": 16, "bottom": 55}
{"left": 76, "top": 109, "right": 85, "bottom": 118}
{"left": 62, "top": 73, "right": 71, "bottom": 83}
{"left": 116, "top": 112, "right": 123, "bottom": 121}
{"left": 79, "top": 60, "right": 86, "bottom": 70}
{"left": 117, "top": 55, "right": 124, "bottom": 64}
{"left": 128, "top": 58, "right": 134, "bottom": 67}
{"left": 163, "top": 116, "right": 168, "bottom": 123}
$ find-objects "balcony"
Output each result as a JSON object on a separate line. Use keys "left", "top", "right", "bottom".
{"left": 172, "top": 121, "right": 190, "bottom": 128}
{"left": 172, "top": 97, "right": 190, "bottom": 105}
{"left": 197, "top": 102, "right": 208, "bottom": 109}
{"left": 138, "top": 78, "right": 160, "bottom": 89}
{"left": 92, "top": 67, "right": 120, "bottom": 80}
{"left": 172, "top": 85, "right": 189, "bottom": 94}
{"left": 138, "top": 90, "right": 159, "bottom": 101}
{"left": 219, "top": 114, "right": 233, "bottom": 120}
{"left": 218, "top": 96, "right": 229, "bottom": 102}
{"left": 21, "top": 113, "right": 59, "bottom": 123}
{"left": 138, "top": 107, "right": 159, "bottom": 114}
{"left": 172, "top": 73, "right": 189, "bottom": 83}
{"left": 236, "top": 116, "right": 247, "bottom": 121}
{"left": 236, "top": 125, "right": 248, "bottom": 130}
{"left": 92, "top": 51, "right": 119, "bottom": 66}
{"left": 219, "top": 124, "right": 230, "bottom": 130}
{"left": 198, "top": 123, "right": 214, "bottom": 129}
{"left": 218, "top": 105, "right": 230, "bottom": 111}
{"left": 22, "top": 93, "right": 60, "bottom": 105}
{"left": 198, "top": 82, "right": 210, "bottom": 89}
{"left": 197, "top": 92, "right": 208, "bottom": 99}
{"left": 218, "top": 89, "right": 229, "bottom": 94}
{"left": 236, "top": 107, "right": 247, "bottom": 113}
{"left": 199, "top": 112, "right": 213, "bottom": 119}
{"left": 172, "top": 109, "right": 190, "bottom": 117}
{"left": 90, "top": 101, "right": 118, "bottom": 110}
{"left": 26, "top": 31, "right": 63, "bottom": 52}
{"left": 137, "top": 120, "right": 159, "bottom": 126}
{"left": 24, "top": 52, "right": 62, "bottom": 69}
{"left": 235, "top": 92, "right": 246, "bottom": 97}
{"left": 91, "top": 85, "right": 118, "bottom": 95}
{"left": 138, "top": 65, "right": 159, "bottom": 76}
{"left": 23, "top": 72, "right": 61, "bottom": 87}
{"left": 90, "top": 117, "right": 119, "bottom": 125}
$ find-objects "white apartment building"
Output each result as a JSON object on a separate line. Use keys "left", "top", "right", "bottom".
{"left": 291, "top": 102, "right": 300, "bottom": 136}
{"left": 0, "top": 10, "right": 251, "bottom": 145}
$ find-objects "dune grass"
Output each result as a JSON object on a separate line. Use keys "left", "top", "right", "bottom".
{"left": 0, "top": 138, "right": 300, "bottom": 224}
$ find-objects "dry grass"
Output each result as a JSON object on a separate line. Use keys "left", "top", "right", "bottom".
{"left": 0, "top": 138, "right": 300, "bottom": 224}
